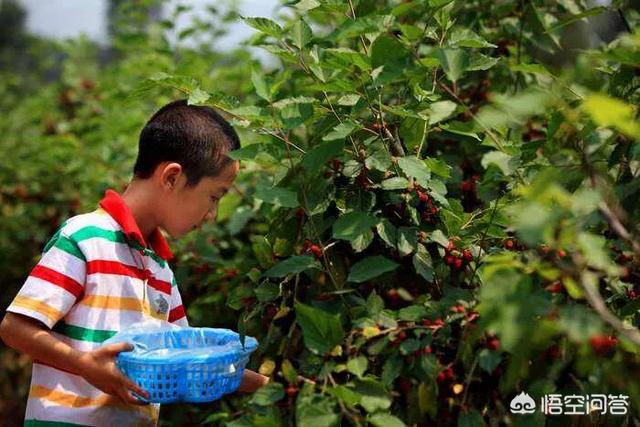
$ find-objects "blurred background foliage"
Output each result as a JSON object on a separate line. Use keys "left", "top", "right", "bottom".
{"left": 1, "top": 0, "right": 640, "bottom": 426}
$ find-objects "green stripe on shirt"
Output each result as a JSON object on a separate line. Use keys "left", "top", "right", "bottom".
{"left": 70, "top": 226, "right": 166, "bottom": 267}
{"left": 25, "top": 420, "right": 92, "bottom": 427}
{"left": 53, "top": 321, "right": 117, "bottom": 343}
{"left": 52, "top": 236, "right": 86, "bottom": 261}
{"left": 70, "top": 226, "right": 128, "bottom": 245}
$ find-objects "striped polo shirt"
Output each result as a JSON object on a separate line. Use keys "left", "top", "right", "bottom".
{"left": 6, "top": 189, "right": 189, "bottom": 427}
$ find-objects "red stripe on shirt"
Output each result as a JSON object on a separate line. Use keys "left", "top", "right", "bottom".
{"left": 168, "top": 305, "right": 185, "bottom": 322}
{"left": 87, "top": 260, "right": 171, "bottom": 295}
{"left": 30, "top": 265, "right": 83, "bottom": 299}
{"left": 86, "top": 260, "right": 144, "bottom": 279}
{"left": 147, "top": 277, "right": 171, "bottom": 295}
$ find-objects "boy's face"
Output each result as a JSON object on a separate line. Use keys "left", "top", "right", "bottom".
{"left": 161, "top": 160, "right": 239, "bottom": 238}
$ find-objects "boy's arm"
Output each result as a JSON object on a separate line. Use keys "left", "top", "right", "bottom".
{"left": 238, "top": 369, "right": 270, "bottom": 392}
{"left": 0, "top": 312, "right": 150, "bottom": 405}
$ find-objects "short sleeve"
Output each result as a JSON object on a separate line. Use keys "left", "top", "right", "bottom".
{"left": 167, "top": 276, "right": 189, "bottom": 327}
{"left": 6, "top": 227, "right": 86, "bottom": 329}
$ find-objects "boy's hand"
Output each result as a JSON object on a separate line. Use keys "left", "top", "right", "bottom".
{"left": 77, "top": 342, "right": 150, "bottom": 405}
{"left": 237, "top": 369, "right": 270, "bottom": 393}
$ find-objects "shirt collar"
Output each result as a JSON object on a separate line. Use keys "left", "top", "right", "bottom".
{"left": 98, "top": 189, "right": 174, "bottom": 261}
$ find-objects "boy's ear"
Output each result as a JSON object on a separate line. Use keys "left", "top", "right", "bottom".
{"left": 159, "top": 162, "right": 184, "bottom": 190}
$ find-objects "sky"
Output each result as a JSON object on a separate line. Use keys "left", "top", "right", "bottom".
{"left": 20, "top": 0, "right": 280, "bottom": 53}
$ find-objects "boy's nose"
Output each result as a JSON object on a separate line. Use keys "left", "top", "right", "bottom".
{"left": 205, "top": 208, "right": 217, "bottom": 222}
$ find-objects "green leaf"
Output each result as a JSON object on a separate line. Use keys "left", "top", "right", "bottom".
{"left": 263, "top": 255, "right": 322, "bottom": 278}
{"left": 327, "top": 385, "right": 361, "bottom": 407}
{"left": 545, "top": 6, "right": 607, "bottom": 33}
{"left": 448, "top": 27, "right": 496, "bottom": 48}
{"left": 436, "top": 48, "right": 469, "bottom": 83}
{"left": 249, "top": 382, "right": 285, "bottom": 406}
{"left": 332, "top": 14, "right": 396, "bottom": 40}
{"left": 424, "top": 157, "right": 452, "bottom": 178}
{"left": 413, "top": 245, "right": 434, "bottom": 282}
{"left": 440, "top": 120, "right": 481, "bottom": 140}
{"left": 399, "top": 117, "right": 428, "bottom": 152}
{"left": 429, "top": 0, "right": 454, "bottom": 7}
{"left": 478, "top": 349, "right": 501, "bottom": 373}
{"left": 367, "top": 291, "right": 385, "bottom": 315}
{"left": 226, "top": 143, "right": 265, "bottom": 161}
{"left": 398, "top": 305, "right": 428, "bottom": 321}
{"left": 187, "top": 87, "right": 210, "bottom": 105}
{"left": 291, "top": 19, "right": 313, "bottom": 49}
{"left": 322, "top": 121, "right": 361, "bottom": 141}
{"left": 582, "top": 94, "right": 640, "bottom": 139}
{"left": 347, "top": 256, "right": 399, "bottom": 283}
{"left": 296, "top": 393, "right": 340, "bottom": 427}
{"left": 148, "top": 72, "right": 199, "bottom": 92}
{"left": 418, "top": 380, "right": 438, "bottom": 417}
{"left": 347, "top": 356, "right": 368, "bottom": 378}
{"left": 577, "top": 233, "right": 622, "bottom": 275}
{"left": 419, "top": 100, "right": 457, "bottom": 125}
{"left": 325, "top": 47, "right": 371, "bottom": 71}
{"left": 457, "top": 409, "right": 485, "bottom": 427}
{"left": 429, "top": 229, "right": 450, "bottom": 247}
{"left": 243, "top": 16, "right": 283, "bottom": 38}
{"left": 371, "top": 34, "right": 409, "bottom": 69}
{"left": 355, "top": 379, "right": 392, "bottom": 412}
{"left": 281, "top": 359, "right": 298, "bottom": 384}
{"left": 254, "top": 185, "right": 299, "bottom": 208}
{"left": 376, "top": 220, "right": 399, "bottom": 249}
{"left": 333, "top": 211, "right": 377, "bottom": 243}
{"left": 510, "top": 62, "right": 552, "bottom": 76}
{"left": 511, "top": 202, "right": 552, "bottom": 245}
{"left": 273, "top": 96, "right": 315, "bottom": 129}
{"left": 398, "top": 156, "right": 431, "bottom": 187}
{"left": 558, "top": 304, "right": 603, "bottom": 342}
{"left": 365, "top": 141, "right": 393, "bottom": 171}
{"left": 337, "top": 94, "right": 361, "bottom": 106}
{"left": 302, "top": 140, "right": 344, "bottom": 175}
{"left": 294, "top": 0, "right": 321, "bottom": 12}
{"left": 381, "top": 177, "right": 409, "bottom": 190}
{"left": 397, "top": 227, "right": 418, "bottom": 256}
{"left": 467, "top": 53, "right": 500, "bottom": 71}
{"left": 476, "top": 89, "right": 550, "bottom": 129}
{"left": 381, "top": 356, "right": 403, "bottom": 385}
{"left": 370, "top": 413, "right": 407, "bottom": 427}
{"left": 295, "top": 302, "right": 345, "bottom": 354}
{"left": 481, "top": 151, "right": 519, "bottom": 176}
{"left": 251, "top": 69, "right": 271, "bottom": 102}
{"left": 255, "top": 282, "right": 280, "bottom": 302}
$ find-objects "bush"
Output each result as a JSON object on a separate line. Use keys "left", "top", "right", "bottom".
{"left": 2, "top": 1, "right": 640, "bottom": 425}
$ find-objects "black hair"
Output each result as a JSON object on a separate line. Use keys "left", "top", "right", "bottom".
{"left": 133, "top": 99, "right": 240, "bottom": 186}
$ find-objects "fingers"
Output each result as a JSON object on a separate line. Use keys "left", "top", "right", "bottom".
{"left": 116, "top": 388, "right": 149, "bottom": 406}
{"left": 105, "top": 342, "right": 134, "bottom": 356}
{"left": 122, "top": 375, "right": 150, "bottom": 401}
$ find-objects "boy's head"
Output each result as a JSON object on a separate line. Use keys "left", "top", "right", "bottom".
{"left": 132, "top": 99, "right": 240, "bottom": 238}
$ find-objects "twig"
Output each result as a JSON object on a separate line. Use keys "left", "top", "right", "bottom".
{"left": 573, "top": 253, "right": 640, "bottom": 347}
{"left": 468, "top": 194, "right": 503, "bottom": 286}
{"left": 438, "top": 81, "right": 527, "bottom": 185}
{"left": 598, "top": 202, "right": 640, "bottom": 258}
{"left": 460, "top": 354, "right": 479, "bottom": 408}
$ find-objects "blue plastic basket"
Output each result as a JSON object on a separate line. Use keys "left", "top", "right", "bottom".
{"left": 108, "top": 327, "right": 258, "bottom": 404}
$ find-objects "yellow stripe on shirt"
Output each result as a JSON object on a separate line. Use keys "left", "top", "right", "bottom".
{"left": 10, "top": 296, "right": 63, "bottom": 324}
{"left": 79, "top": 295, "right": 165, "bottom": 320}
{"left": 30, "top": 384, "right": 159, "bottom": 419}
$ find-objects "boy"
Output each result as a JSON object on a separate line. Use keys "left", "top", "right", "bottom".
{"left": 0, "top": 99, "right": 269, "bottom": 426}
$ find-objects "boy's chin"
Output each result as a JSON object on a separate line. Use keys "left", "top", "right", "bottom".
{"left": 163, "top": 227, "right": 188, "bottom": 239}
